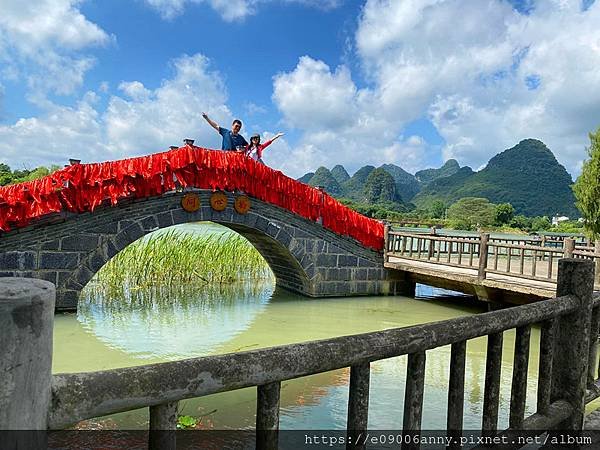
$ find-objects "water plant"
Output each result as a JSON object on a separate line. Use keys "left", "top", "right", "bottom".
{"left": 89, "top": 226, "right": 273, "bottom": 293}
{"left": 176, "top": 415, "right": 198, "bottom": 429}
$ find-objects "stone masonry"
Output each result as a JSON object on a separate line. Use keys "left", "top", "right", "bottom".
{"left": 0, "top": 189, "right": 414, "bottom": 311}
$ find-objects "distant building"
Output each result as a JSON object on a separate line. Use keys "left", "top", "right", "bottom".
{"left": 552, "top": 215, "right": 569, "bottom": 226}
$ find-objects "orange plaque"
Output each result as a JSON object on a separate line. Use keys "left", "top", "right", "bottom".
{"left": 234, "top": 195, "right": 251, "bottom": 214}
{"left": 210, "top": 191, "right": 228, "bottom": 211}
{"left": 181, "top": 193, "right": 200, "bottom": 212}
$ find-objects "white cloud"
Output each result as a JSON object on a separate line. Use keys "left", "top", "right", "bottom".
{"left": 143, "top": 0, "right": 340, "bottom": 21}
{"left": 0, "top": 0, "right": 112, "bottom": 97}
{"left": 273, "top": 56, "right": 359, "bottom": 130}
{"left": 0, "top": 92, "right": 106, "bottom": 168}
{"left": 0, "top": 54, "right": 236, "bottom": 168}
{"left": 104, "top": 54, "right": 232, "bottom": 156}
{"left": 270, "top": 55, "right": 432, "bottom": 176}
{"left": 354, "top": 0, "right": 600, "bottom": 174}
{"left": 272, "top": 0, "right": 600, "bottom": 177}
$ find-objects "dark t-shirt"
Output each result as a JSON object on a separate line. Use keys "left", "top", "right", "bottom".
{"left": 219, "top": 127, "right": 248, "bottom": 151}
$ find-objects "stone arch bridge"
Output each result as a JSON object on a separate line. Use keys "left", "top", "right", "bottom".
{"left": 0, "top": 149, "right": 413, "bottom": 311}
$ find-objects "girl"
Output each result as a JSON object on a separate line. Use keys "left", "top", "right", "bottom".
{"left": 245, "top": 132, "right": 284, "bottom": 164}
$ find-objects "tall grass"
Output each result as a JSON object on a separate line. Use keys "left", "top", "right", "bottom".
{"left": 91, "top": 229, "right": 273, "bottom": 293}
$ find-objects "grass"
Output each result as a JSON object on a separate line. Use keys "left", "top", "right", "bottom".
{"left": 90, "top": 228, "right": 273, "bottom": 293}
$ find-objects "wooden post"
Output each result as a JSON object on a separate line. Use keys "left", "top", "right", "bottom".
{"left": 551, "top": 259, "right": 594, "bottom": 429}
{"left": 563, "top": 238, "right": 575, "bottom": 258}
{"left": 256, "top": 381, "right": 281, "bottom": 450}
{"left": 0, "top": 279, "right": 55, "bottom": 449}
{"left": 478, "top": 233, "right": 490, "bottom": 280}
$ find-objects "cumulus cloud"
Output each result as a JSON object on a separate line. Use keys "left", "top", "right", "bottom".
{"left": 355, "top": 0, "right": 600, "bottom": 174}
{"left": 272, "top": 0, "right": 600, "bottom": 177}
{"left": 104, "top": 54, "right": 232, "bottom": 156}
{"left": 0, "top": 54, "right": 236, "bottom": 168}
{"left": 271, "top": 55, "right": 431, "bottom": 176}
{"left": 143, "top": 0, "right": 340, "bottom": 21}
{"left": 0, "top": 0, "right": 112, "bottom": 98}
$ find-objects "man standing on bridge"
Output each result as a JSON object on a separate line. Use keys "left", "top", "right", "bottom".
{"left": 202, "top": 112, "right": 248, "bottom": 151}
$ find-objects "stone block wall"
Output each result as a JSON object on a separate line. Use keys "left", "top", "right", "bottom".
{"left": 0, "top": 190, "right": 413, "bottom": 311}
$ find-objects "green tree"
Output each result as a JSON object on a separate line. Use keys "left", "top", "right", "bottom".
{"left": 574, "top": 127, "right": 600, "bottom": 238}
{"left": 363, "top": 168, "right": 398, "bottom": 203}
{"left": 447, "top": 197, "right": 496, "bottom": 230}
{"left": 429, "top": 200, "right": 446, "bottom": 219}
{"left": 494, "top": 203, "right": 514, "bottom": 225}
{"left": 530, "top": 216, "right": 551, "bottom": 232}
{"left": 510, "top": 215, "right": 533, "bottom": 230}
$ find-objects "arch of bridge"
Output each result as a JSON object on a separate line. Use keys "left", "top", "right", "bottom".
{"left": 0, "top": 190, "right": 405, "bottom": 311}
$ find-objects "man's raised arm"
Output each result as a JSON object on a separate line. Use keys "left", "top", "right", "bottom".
{"left": 202, "top": 112, "right": 220, "bottom": 132}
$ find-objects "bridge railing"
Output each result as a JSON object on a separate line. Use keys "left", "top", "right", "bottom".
{"left": 1, "top": 259, "right": 598, "bottom": 450}
{"left": 386, "top": 229, "right": 599, "bottom": 284}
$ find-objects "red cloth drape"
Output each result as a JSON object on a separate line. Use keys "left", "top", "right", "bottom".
{"left": 0, "top": 147, "right": 384, "bottom": 250}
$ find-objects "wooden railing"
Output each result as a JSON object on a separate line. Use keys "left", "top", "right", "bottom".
{"left": 0, "top": 260, "right": 598, "bottom": 449}
{"left": 385, "top": 229, "right": 600, "bottom": 284}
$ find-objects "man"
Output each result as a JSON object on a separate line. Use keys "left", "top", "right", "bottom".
{"left": 202, "top": 112, "right": 248, "bottom": 151}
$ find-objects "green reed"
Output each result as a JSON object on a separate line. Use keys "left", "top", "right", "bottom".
{"left": 91, "top": 229, "right": 273, "bottom": 293}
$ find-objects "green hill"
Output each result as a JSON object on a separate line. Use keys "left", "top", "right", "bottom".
{"left": 414, "top": 139, "right": 578, "bottom": 217}
{"left": 297, "top": 172, "right": 314, "bottom": 184}
{"left": 379, "top": 164, "right": 420, "bottom": 201}
{"left": 342, "top": 165, "right": 375, "bottom": 201}
{"left": 307, "top": 167, "right": 344, "bottom": 196}
{"left": 364, "top": 168, "right": 401, "bottom": 203}
{"left": 331, "top": 165, "right": 350, "bottom": 184}
{"left": 415, "top": 159, "right": 460, "bottom": 186}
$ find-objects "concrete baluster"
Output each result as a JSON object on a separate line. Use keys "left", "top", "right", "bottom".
{"left": 0, "top": 278, "right": 55, "bottom": 448}
{"left": 551, "top": 258, "right": 594, "bottom": 429}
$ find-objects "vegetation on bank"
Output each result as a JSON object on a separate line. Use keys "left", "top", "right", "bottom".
{"left": 91, "top": 229, "right": 272, "bottom": 293}
{"left": 0, "top": 163, "right": 60, "bottom": 186}
{"left": 341, "top": 196, "right": 584, "bottom": 234}
{"left": 574, "top": 127, "right": 600, "bottom": 239}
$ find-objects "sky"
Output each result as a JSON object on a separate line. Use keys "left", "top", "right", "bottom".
{"left": 0, "top": 0, "right": 599, "bottom": 179}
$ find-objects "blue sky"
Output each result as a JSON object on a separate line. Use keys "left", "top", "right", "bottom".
{"left": 1, "top": 0, "right": 599, "bottom": 178}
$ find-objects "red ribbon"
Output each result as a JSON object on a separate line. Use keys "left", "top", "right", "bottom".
{"left": 0, "top": 147, "right": 384, "bottom": 250}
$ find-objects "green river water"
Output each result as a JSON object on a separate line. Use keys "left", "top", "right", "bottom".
{"left": 52, "top": 224, "right": 547, "bottom": 431}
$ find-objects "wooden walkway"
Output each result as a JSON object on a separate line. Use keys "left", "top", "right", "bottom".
{"left": 385, "top": 229, "right": 600, "bottom": 304}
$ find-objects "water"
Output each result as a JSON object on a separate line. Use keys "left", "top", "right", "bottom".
{"left": 53, "top": 281, "right": 542, "bottom": 431}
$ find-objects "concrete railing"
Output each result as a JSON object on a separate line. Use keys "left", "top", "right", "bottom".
{"left": 1, "top": 259, "right": 598, "bottom": 449}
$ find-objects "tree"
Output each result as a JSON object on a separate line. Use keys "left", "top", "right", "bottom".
{"left": 494, "top": 203, "right": 514, "bottom": 225}
{"left": 531, "top": 216, "right": 551, "bottom": 232}
{"left": 429, "top": 200, "right": 446, "bottom": 219}
{"left": 363, "top": 168, "right": 398, "bottom": 203}
{"left": 447, "top": 197, "right": 496, "bottom": 230}
{"left": 574, "top": 127, "right": 600, "bottom": 239}
{"left": 510, "top": 215, "right": 532, "bottom": 230}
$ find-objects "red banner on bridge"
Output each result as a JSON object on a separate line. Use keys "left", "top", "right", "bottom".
{"left": 0, "top": 147, "right": 384, "bottom": 250}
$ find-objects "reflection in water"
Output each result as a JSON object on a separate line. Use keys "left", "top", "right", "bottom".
{"left": 55, "top": 281, "right": 541, "bottom": 430}
{"left": 78, "top": 282, "right": 275, "bottom": 359}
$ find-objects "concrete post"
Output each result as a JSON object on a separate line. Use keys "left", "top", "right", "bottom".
{"left": 0, "top": 278, "right": 55, "bottom": 447}
{"left": 563, "top": 238, "right": 575, "bottom": 258}
{"left": 552, "top": 259, "right": 594, "bottom": 430}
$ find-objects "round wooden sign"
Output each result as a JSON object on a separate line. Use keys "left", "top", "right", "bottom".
{"left": 234, "top": 195, "right": 251, "bottom": 214}
{"left": 210, "top": 191, "right": 228, "bottom": 211}
{"left": 181, "top": 193, "right": 200, "bottom": 212}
